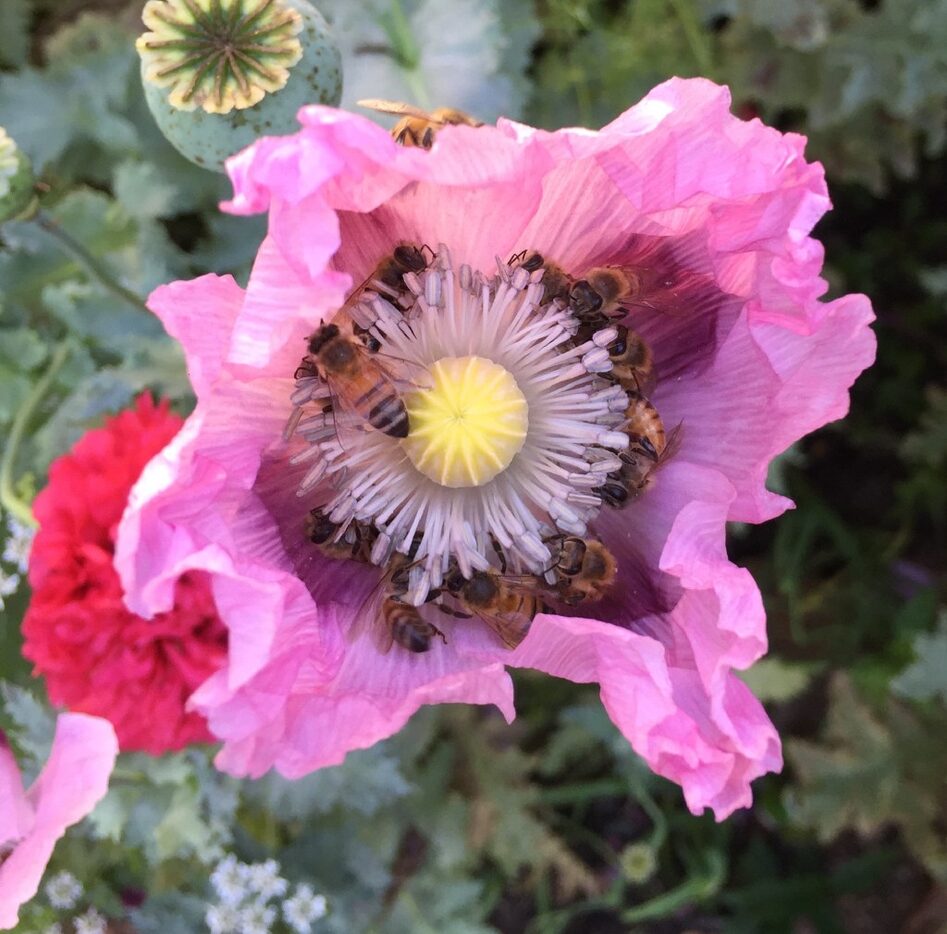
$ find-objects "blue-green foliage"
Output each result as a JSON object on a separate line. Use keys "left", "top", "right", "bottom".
{"left": 1, "top": 1, "right": 946, "bottom": 932}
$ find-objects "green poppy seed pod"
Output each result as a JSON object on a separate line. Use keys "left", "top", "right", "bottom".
{"left": 0, "top": 127, "right": 37, "bottom": 223}
{"left": 138, "top": 0, "right": 342, "bottom": 172}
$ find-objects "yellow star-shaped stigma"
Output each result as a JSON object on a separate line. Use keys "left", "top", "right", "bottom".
{"left": 402, "top": 356, "right": 529, "bottom": 488}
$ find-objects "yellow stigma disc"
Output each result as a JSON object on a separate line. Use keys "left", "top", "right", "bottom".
{"left": 402, "top": 356, "right": 529, "bottom": 488}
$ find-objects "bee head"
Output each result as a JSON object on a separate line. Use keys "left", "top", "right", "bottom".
{"left": 569, "top": 280, "right": 603, "bottom": 318}
{"left": 608, "top": 325, "right": 629, "bottom": 358}
{"left": 394, "top": 244, "right": 427, "bottom": 272}
{"left": 462, "top": 571, "right": 498, "bottom": 607}
{"left": 306, "top": 509, "right": 336, "bottom": 544}
{"left": 308, "top": 323, "right": 340, "bottom": 355}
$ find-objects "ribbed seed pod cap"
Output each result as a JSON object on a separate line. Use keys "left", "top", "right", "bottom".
{"left": 138, "top": 0, "right": 342, "bottom": 171}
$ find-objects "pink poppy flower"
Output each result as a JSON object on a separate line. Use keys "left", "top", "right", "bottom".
{"left": 115, "top": 78, "right": 874, "bottom": 818}
{"left": 0, "top": 714, "right": 117, "bottom": 928}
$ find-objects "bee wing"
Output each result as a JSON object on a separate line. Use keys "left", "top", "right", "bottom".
{"left": 369, "top": 350, "right": 434, "bottom": 391}
{"left": 472, "top": 605, "right": 534, "bottom": 649}
{"left": 658, "top": 422, "right": 685, "bottom": 465}
{"left": 348, "top": 566, "right": 397, "bottom": 653}
{"left": 496, "top": 573, "right": 548, "bottom": 594}
{"left": 348, "top": 555, "right": 429, "bottom": 653}
{"left": 357, "top": 99, "right": 435, "bottom": 121}
{"left": 324, "top": 349, "right": 408, "bottom": 433}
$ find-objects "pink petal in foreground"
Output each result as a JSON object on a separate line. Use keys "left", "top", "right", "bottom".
{"left": 0, "top": 714, "right": 118, "bottom": 929}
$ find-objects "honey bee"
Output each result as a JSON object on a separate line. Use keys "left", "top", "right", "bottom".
{"left": 547, "top": 536, "right": 618, "bottom": 605}
{"left": 300, "top": 322, "right": 410, "bottom": 437}
{"left": 350, "top": 244, "right": 432, "bottom": 347}
{"left": 306, "top": 508, "right": 374, "bottom": 562}
{"left": 351, "top": 552, "right": 446, "bottom": 653}
{"left": 358, "top": 99, "right": 483, "bottom": 149}
{"left": 343, "top": 243, "right": 433, "bottom": 333}
{"left": 598, "top": 393, "right": 682, "bottom": 507}
{"left": 290, "top": 244, "right": 433, "bottom": 439}
{"left": 442, "top": 566, "right": 541, "bottom": 648}
{"left": 370, "top": 244, "right": 432, "bottom": 300}
{"left": 382, "top": 596, "right": 445, "bottom": 653}
{"left": 569, "top": 266, "right": 643, "bottom": 322}
{"left": 510, "top": 250, "right": 573, "bottom": 304}
{"left": 623, "top": 391, "right": 670, "bottom": 457}
{"left": 606, "top": 324, "right": 654, "bottom": 391}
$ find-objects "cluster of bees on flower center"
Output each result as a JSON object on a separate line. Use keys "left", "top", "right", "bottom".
{"left": 283, "top": 104, "right": 680, "bottom": 655}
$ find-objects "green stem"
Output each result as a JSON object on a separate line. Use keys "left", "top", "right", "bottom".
{"left": 110, "top": 765, "right": 149, "bottom": 783}
{"left": 538, "top": 778, "right": 630, "bottom": 805}
{"left": 33, "top": 210, "right": 148, "bottom": 313}
{"left": 381, "top": 0, "right": 431, "bottom": 108}
{"left": 668, "top": 0, "right": 714, "bottom": 75}
{"left": 632, "top": 783, "right": 668, "bottom": 850}
{"left": 621, "top": 850, "right": 726, "bottom": 923}
{"left": 0, "top": 342, "right": 72, "bottom": 528}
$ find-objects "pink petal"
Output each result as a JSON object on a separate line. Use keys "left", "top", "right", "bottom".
{"left": 114, "top": 77, "right": 876, "bottom": 819}
{"left": 0, "top": 714, "right": 117, "bottom": 929}
{"left": 0, "top": 738, "right": 32, "bottom": 849}
{"left": 510, "top": 614, "right": 779, "bottom": 817}
{"left": 146, "top": 274, "right": 245, "bottom": 397}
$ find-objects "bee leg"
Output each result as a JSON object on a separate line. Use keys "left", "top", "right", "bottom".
{"left": 435, "top": 604, "right": 472, "bottom": 619}
{"left": 488, "top": 532, "right": 507, "bottom": 572}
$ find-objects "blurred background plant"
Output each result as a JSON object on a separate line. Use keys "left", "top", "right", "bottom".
{"left": 1, "top": 0, "right": 945, "bottom": 931}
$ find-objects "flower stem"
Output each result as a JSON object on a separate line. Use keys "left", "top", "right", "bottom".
{"left": 668, "top": 0, "right": 714, "bottom": 75}
{"left": 33, "top": 210, "right": 149, "bottom": 313}
{"left": 0, "top": 341, "right": 72, "bottom": 528}
{"left": 621, "top": 849, "right": 726, "bottom": 923}
{"left": 380, "top": 0, "right": 431, "bottom": 108}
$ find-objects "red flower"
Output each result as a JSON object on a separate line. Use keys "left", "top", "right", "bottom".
{"left": 23, "top": 395, "right": 227, "bottom": 754}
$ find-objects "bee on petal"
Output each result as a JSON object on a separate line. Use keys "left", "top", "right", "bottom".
{"left": 359, "top": 99, "right": 483, "bottom": 149}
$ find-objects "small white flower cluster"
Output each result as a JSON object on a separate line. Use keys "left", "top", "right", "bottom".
{"left": 3, "top": 515, "right": 34, "bottom": 572}
{"left": 42, "top": 870, "right": 110, "bottom": 933}
{"left": 282, "top": 885, "right": 327, "bottom": 934}
{"left": 44, "top": 870, "right": 83, "bottom": 910}
{"left": 73, "top": 907, "right": 108, "bottom": 934}
{"left": 0, "top": 514, "right": 33, "bottom": 610}
{"left": 206, "top": 855, "right": 327, "bottom": 934}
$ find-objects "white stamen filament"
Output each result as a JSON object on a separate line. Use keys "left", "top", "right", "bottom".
{"left": 285, "top": 244, "right": 633, "bottom": 605}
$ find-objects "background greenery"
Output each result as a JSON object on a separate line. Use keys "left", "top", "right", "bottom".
{"left": 1, "top": 1, "right": 945, "bottom": 931}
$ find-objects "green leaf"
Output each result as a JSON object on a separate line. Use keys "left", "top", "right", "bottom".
{"left": 0, "top": 327, "right": 48, "bottom": 372}
{"left": 129, "top": 894, "right": 208, "bottom": 934}
{"left": 50, "top": 188, "right": 137, "bottom": 255}
{"left": 738, "top": 658, "right": 820, "bottom": 703}
{"left": 89, "top": 750, "right": 236, "bottom": 866}
{"left": 113, "top": 160, "right": 181, "bottom": 222}
{"left": 0, "top": 14, "right": 138, "bottom": 171}
{"left": 785, "top": 673, "right": 947, "bottom": 881}
{"left": 0, "top": 0, "right": 32, "bottom": 68}
{"left": 891, "top": 612, "right": 947, "bottom": 704}
{"left": 245, "top": 744, "right": 412, "bottom": 820}
{"left": 902, "top": 387, "right": 947, "bottom": 468}
{"left": 0, "top": 682, "right": 56, "bottom": 774}
{"left": 785, "top": 674, "right": 899, "bottom": 840}
{"left": 0, "top": 69, "right": 75, "bottom": 168}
